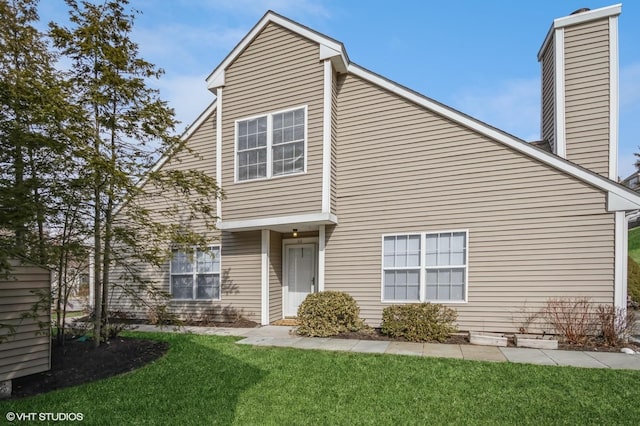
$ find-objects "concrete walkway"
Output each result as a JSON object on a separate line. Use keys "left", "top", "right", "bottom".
{"left": 132, "top": 324, "right": 640, "bottom": 370}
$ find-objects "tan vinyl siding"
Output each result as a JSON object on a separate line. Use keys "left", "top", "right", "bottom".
{"left": 109, "top": 111, "right": 241, "bottom": 321}
{"left": 269, "top": 231, "right": 283, "bottom": 322}
{"left": 220, "top": 231, "right": 262, "bottom": 322}
{"left": 540, "top": 39, "right": 555, "bottom": 153}
{"left": 0, "top": 260, "right": 51, "bottom": 381}
{"left": 222, "top": 23, "right": 324, "bottom": 220}
{"left": 329, "top": 73, "right": 614, "bottom": 333}
{"left": 564, "top": 19, "right": 610, "bottom": 177}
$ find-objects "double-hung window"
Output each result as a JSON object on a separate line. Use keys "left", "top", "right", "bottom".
{"left": 382, "top": 231, "right": 467, "bottom": 303}
{"left": 236, "top": 106, "right": 306, "bottom": 182}
{"left": 171, "top": 247, "right": 220, "bottom": 300}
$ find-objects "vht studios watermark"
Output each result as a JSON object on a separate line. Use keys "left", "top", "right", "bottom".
{"left": 5, "top": 412, "right": 84, "bottom": 422}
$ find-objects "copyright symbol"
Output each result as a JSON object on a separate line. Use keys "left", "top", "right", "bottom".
{"left": 6, "top": 412, "right": 16, "bottom": 422}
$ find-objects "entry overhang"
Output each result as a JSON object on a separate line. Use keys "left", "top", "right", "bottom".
{"left": 219, "top": 212, "right": 338, "bottom": 232}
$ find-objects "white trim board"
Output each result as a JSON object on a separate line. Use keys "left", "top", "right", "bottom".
{"left": 220, "top": 212, "right": 338, "bottom": 232}
{"left": 261, "top": 229, "right": 270, "bottom": 325}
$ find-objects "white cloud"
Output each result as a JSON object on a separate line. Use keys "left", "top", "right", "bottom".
{"left": 450, "top": 77, "right": 541, "bottom": 142}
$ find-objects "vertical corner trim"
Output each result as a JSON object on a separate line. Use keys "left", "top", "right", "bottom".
{"left": 608, "top": 15, "right": 619, "bottom": 181}
{"left": 614, "top": 211, "right": 627, "bottom": 312}
{"left": 318, "top": 225, "right": 326, "bottom": 292}
{"left": 216, "top": 88, "right": 223, "bottom": 224}
{"left": 321, "top": 59, "right": 332, "bottom": 214}
{"left": 554, "top": 27, "right": 566, "bottom": 158}
{"left": 261, "top": 229, "right": 270, "bottom": 325}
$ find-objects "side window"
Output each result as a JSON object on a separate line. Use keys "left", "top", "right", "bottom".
{"left": 170, "top": 247, "right": 220, "bottom": 300}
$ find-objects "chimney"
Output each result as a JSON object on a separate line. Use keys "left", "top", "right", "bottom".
{"left": 538, "top": 4, "right": 621, "bottom": 180}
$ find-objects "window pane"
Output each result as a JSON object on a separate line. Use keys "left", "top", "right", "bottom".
{"left": 439, "top": 269, "right": 451, "bottom": 285}
{"left": 258, "top": 163, "right": 266, "bottom": 178}
{"left": 440, "top": 233, "right": 451, "bottom": 252}
{"left": 451, "top": 285, "right": 463, "bottom": 301}
{"left": 384, "top": 237, "right": 395, "bottom": 255}
{"left": 452, "top": 232, "right": 465, "bottom": 251}
{"left": 294, "top": 108, "right": 304, "bottom": 125}
{"left": 283, "top": 127, "right": 293, "bottom": 143}
{"left": 284, "top": 111, "right": 293, "bottom": 127}
{"left": 238, "top": 166, "right": 248, "bottom": 181}
{"left": 171, "top": 251, "right": 192, "bottom": 273}
{"left": 273, "top": 129, "right": 282, "bottom": 144}
{"left": 451, "top": 268, "right": 464, "bottom": 285}
{"left": 238, "top": 121, "right": 247, "bottom": 136}
{"left": 438, "top": 284, "right": 450, "bottom": 300}
{"left": 451, "top": 251, "right": 465, "bottom": 265}
{"left": 258, "top": 116, "right": 267, "bottom": 132}
{"left": 238, "top": 135, "right": 247, "bottom": 151}
{"left": 248, "top": 119, "right": 256, "bottom": 134}
{"left": 384, "top": 270, "right": 395, "bottom": 300}
{"left": 293, "top": 125, "right": 304, "bottom": 140}
{"left": 171, "top": 275, "right": 193, "bottom": 299}
{"left": 273, "top": 113, "right": 282, "bottom": 129}
{"left": 197, "top": 249, "right": 219, "bottom": 273}
{"left": 273, "top": 160, "right": 283, "bottom": 176}
{"left": 196, "top": 274, "right": 219, "bottom": 299}
{"left": 426, "top": 283, "right": 437, "bottom": 300}
{"left": 257, "top": 131, "right": 267, "bottom": 146}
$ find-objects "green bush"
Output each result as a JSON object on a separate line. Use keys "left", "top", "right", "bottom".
{"left": 296, "top": 291, "right": 366, "bottom": 337}
{"left": 628, "top": 256, "right": 640, "bottom": 307}
{"left": 381, "top": 303, "right": 458, "bottom": 342}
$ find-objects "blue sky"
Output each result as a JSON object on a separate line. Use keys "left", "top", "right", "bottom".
{"left": 37, "top": 0, "right": 640, "bottom": 178}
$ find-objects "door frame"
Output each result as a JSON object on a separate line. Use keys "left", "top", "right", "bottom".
{"left": 282, "top": 237, "right": 318, "bottom": 318}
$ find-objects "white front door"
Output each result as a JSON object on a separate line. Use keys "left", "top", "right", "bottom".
{"left": 284, "top": 244, "right": 316, "bottom": 317}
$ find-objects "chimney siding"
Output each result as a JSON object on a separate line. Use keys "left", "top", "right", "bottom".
{"left": 539, "top": 5, "right": 620, "bottom": 180}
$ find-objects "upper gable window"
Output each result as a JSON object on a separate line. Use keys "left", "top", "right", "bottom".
{"left": 236, "top": 106, "right": 306, "bottom": 182}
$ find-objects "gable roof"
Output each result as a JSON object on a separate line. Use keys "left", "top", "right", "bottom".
{"left": 205, "top": 10, "right": 640, "bottom": 211}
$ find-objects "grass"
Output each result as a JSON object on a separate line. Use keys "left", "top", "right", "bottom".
{"left": 2, "top": 332, "right": 640, "bottom": 425}
{"left": 630, "top": 227, "right": 640, "bottom": 264}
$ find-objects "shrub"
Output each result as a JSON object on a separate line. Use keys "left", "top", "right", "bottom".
{"left": 595, "top": 304, "right": 635, "bottom": 346}
{"left": 296, "top": 291, "right": 366, "bottom": 337}
{"left": 381, "top": 303, "right": 458, "bottom": 342}
{"left": 628, "top": 256, "right": 640, "bottom": 307}
{"left": 542, "top": 297, "right": 596, "bottom": 344}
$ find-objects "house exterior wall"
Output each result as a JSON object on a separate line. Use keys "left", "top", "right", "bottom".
{"left": 221, "top": 23, "right": 325, "bottom": 221}
{"left": 0, "top": 260, "right": 51, "bottom": 381}
{"left": 327, "top": 73, "right": 615, "bottom": 333}
{"left": 219, "top": 231, "right": 262, "bottom": 323}
{"left": 109, "top": 111, "right": 259, "bottom": 323}
{"left": 540, "top": 39, "right": 555, "bottom": 153}
{"left": 564, "top": 18, "right": 611, "bottom": 177}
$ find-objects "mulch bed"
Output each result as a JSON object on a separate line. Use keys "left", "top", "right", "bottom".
{"left": 10, "top": 337, "right": 168, "bottom": 399}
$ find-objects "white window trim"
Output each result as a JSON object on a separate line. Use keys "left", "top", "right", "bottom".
{"left": 234, "top": 105, "right": 308, "bottom": 183}
{"left": 170, "top": 245, "right": 221, "bottom": 302}
{"left": 380, "top": 230, "right": 469, "bottom": 304}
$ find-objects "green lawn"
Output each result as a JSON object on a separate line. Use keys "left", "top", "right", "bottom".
{"left": 2, "top": 332, "right": 640, "bottom": 425}
{"left": 630, "top": 227, "right": 640, "bottom": 264}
